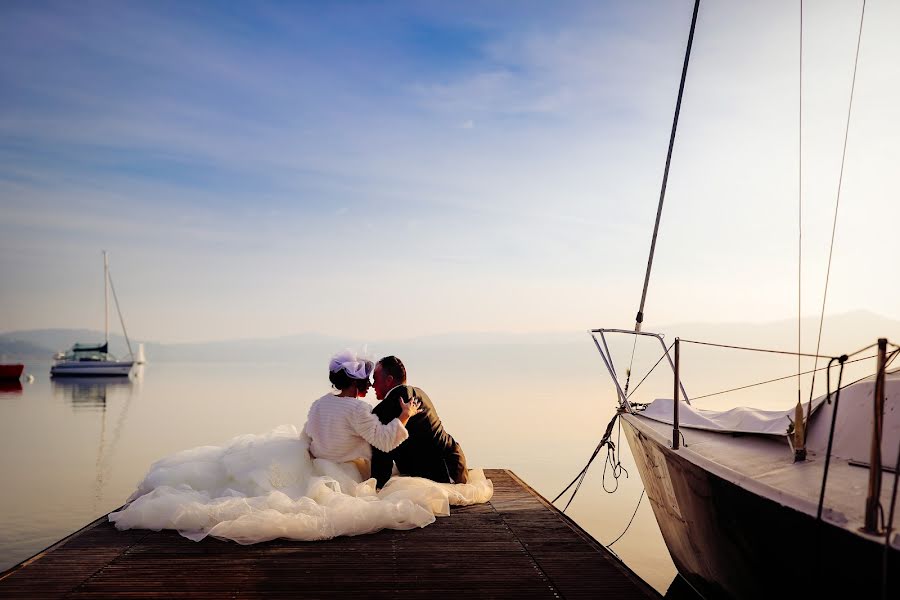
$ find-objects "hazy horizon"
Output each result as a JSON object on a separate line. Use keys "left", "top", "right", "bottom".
{"left": 1, "top": 307, "right": 898, "bottom": 345}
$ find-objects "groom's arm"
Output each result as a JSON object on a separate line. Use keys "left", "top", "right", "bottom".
{"left": 371, "top": 446, "right": 393, "bottom": 489}
{"left": 371, "top": 391, "right": 404, "bottom": 489}
{"left": 443, "top": 437, "right": 468, "bottom": 484}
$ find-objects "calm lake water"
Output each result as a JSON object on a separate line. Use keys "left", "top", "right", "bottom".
{"left": 1, "top": 344, "right": 699, "bottom": 594}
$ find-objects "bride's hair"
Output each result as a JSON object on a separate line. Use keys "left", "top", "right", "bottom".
{"left": 329, "top": 368, "right": 357, "bottom": 391}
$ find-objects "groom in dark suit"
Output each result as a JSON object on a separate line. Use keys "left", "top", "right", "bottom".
{"left": 370, "top": 356, "right": 468, "bottom": 489}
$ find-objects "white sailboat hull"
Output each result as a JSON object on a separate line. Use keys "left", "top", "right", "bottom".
{"left": 620, "top": 411, "right": 899, "bottom": 599}
{"left": 50, "top": 361, "right": 134, "bottom": 377}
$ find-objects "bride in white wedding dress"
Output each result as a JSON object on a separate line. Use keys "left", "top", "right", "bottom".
{"left": 109, "top": 351, "right": 493, "bottom": 544}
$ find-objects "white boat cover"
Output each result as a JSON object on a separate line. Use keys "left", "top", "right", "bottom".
{"left": 638, "top": 398, "right": 823, "bottom": 436}
{"left": 806, "top": 369, "right": 900, "bottom": 468}
{"left": 638, "top": 368, "right": 899, "bottom": 467}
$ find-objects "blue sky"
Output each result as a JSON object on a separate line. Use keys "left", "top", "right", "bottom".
{"left": 2, "top": 1, "right": 898, "bottom": 342}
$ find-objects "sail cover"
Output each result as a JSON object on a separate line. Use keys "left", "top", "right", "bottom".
{"left": 638, "top": 396, "right": 827, "bottom": 436}
{"left": 638, "top": 367, "right": 898, "bottom": 470}
{"left": 72, "top": 342, "right": 108, "bottom": 353}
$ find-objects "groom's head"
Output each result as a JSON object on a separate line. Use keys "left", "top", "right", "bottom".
{"left": 373, "top": 356, "right": 407, "bottom": 400}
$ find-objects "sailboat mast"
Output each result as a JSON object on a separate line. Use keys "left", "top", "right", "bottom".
{"left": 103, "top": 250, "right": 109, "bottom": 345}
{"left": 634, "top": 0, "right": 700, "bottom": 332}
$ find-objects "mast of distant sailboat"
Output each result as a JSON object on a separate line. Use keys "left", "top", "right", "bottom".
{"left": 104, "top": 250, "right": 109, "bottom": 348}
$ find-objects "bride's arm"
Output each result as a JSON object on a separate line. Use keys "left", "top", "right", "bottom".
{"left": 349, "top": 401, "right": 411, "bottom": 453}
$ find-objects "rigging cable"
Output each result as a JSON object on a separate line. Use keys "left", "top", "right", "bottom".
{"left": 633, "top": 0, "right": 699, "bottom": 336}
{"left": 565, "top": 0, "right": 701, "bottom": 552}
{"left": 623, "top": 0, "right": 700, "bottom": 406}
{"left": 691, "top": 351, "right": 876, "bottom": 401}
{"left": 107, "top": 269, "right": 134, "bottom": 358}
{"left": 797, "top": 0, "right": 804, "bottom": 412}
{"left": 680, "top": 338, "right": 833, "bottom": 358}
{"left": 806, "top": 0, "right": 867, "bottom": 407}
{"left": 626, "top": 341, "right": 676, "bottom": 399}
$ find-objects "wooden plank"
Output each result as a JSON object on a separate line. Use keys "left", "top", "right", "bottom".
{"left": 0, "top": 469, "right": 659, "bottom": 599}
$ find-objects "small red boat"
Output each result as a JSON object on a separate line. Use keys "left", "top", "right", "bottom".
{"left": 0, "top": 364, "right": 25, "bottom": 380}
{"left": 0, "top": 380, "right": 23, "bottom": 394}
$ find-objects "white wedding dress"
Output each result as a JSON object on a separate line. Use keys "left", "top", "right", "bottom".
{"left": 109, "top": 425, "right": 493, "bottom": 544}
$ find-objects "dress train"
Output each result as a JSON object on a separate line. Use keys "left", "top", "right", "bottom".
{"left": 109, "top": 425, "right": 493, "bottom": 544}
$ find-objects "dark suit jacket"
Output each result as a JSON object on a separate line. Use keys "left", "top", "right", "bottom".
{"left": 371, "top": 385, "right": 468, "bottom": 489}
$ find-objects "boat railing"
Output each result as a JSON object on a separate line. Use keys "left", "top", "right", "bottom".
{"left": 593, "top": 327, "right": 900, "bottom": 539}
{"left": 590, "top": 328, "right": 690, "bottom": 407}
{"left": 590, "top": 328, "right": 690, "bottom": 450}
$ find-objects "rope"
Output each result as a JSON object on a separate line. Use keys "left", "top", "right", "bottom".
{"left": 633, "top": 0, "right": 700, "bottom": 334}
{"left": 552, "top": 412, "right": 625, "bottom": 512}
{"left": 817, "top": 356, "right": 847, "bottom": 522}
{"left": 807, "top": 0, "right": 867, "bottom": 404}
{"left": 884, "top": 425, "right": 900, "bottom": 599}
{"left": 607, "top": 490, "right": 645, "bottom": 548}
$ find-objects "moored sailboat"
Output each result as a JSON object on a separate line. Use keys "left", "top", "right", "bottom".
{"left": 593, "top": 329, "right": 899, "bottom": 598}
{"left": 586, "top": 1, "right": 899, "bottom": 598}
{"left": 51, "top": 252, "right": 135, "bottom": 378}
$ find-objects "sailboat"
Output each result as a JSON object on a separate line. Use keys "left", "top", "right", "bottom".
{"left": 51, "top": 251, "right": 135, "bottom": 378}
{"left": 589, "top": 2, "right": 899, "bottom": 599}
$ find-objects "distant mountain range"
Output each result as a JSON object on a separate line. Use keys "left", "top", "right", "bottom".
{"left": 2, "top": 310, "right": 899, "bottom": 364}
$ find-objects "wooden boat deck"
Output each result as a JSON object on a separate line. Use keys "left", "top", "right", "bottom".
{"left": 0, "top": 469, "right": 660, "bottom": 599}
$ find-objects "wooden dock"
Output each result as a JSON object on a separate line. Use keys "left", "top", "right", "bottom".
{"left": 0, "top": 469, "right": 660, "bottom": 598}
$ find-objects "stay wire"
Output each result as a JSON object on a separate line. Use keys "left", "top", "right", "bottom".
{"left": 627, "top": 341, "right": 676, "bottom": 399}
{"left": 691, "top": 352, "right": 876, "bottom": 401}
{"left": 798, "top": 0, "right": 804, "bottom": 409}
{"left": 807, "top": 0, "right": 867, "bottom": 405}
{"left": 107, "top": 269, "right": 134, "bottom": 359}
{"left": 680, "top": 338, "right": 834, "bottom": 359}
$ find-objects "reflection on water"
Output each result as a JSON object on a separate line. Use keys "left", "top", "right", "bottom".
{"left": 0, "top": 380, "right": 23, "bottom": 395}
{"left": 51, "top": 375, "right": 135, "bottom": 410}
{"left": 1, "top": 357, "right": 677, "bottom": 591}
{"left": 50, "top": 371, "right": 140, "bottom": 514}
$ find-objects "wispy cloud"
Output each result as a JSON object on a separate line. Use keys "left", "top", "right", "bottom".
{"left": 1, "top": 1, "right": 898, "bottom": 340}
